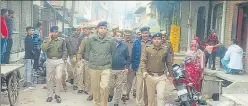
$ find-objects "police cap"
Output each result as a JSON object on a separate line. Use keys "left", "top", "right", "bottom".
{"left": 140, "top": 26, "right": 150, "bottom": 33}
{"left": 152, "top": 32, "right": 162, "bottom": 39}
{"left": 97, "top": 21, "right": 108, "bottom": 27}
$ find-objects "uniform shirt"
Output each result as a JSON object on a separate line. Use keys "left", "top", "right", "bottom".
{"left": 140, "top": 44, "right": 173, "bottom": 74}
{"left": 86, "top": 33, "right": 116, "bottom": 70}
{"left": 77, "top": 37, "right": 90, "bottom": 61}
{"left": 125, "top": 41, "right": 133, "bottom": 59}
{"left": 41, "top": 37, "right": 67, "bottom": 60}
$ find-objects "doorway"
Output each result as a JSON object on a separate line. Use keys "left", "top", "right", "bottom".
{"left": 236, "top": 3, "right": 248, "bottom": 51}
{"left": 196, "top": 6, "right": 206, "bottom": 41}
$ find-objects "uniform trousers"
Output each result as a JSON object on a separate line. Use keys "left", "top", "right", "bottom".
{"left": 46, "top": 58, "right": 64, "bottom": 97}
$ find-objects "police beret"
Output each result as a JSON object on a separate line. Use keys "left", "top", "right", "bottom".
{"left": 50, "top": 26, "right": 58, "bottom": 32}
{"left": 152, "top": 32, "right": 162, "bottom": 38}
{"left": 140, "top": 26, "right": 150, "bottom": 32}
{"left": 97, "top": 21, "right": 108, "bottom": 27}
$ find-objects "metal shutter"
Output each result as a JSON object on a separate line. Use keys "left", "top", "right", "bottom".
{"left": 8, "top": 1, "right": 21, "bottom": 53}
{"left": 20, "top": 1, "right": 32, "bottom": 52}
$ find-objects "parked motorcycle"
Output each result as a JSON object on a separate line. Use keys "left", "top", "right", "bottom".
{"left": 172, "top": 57, "right": 206, "bottom": 106}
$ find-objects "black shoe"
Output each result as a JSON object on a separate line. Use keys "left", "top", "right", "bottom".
{"left": 174, "top": 98, "right": 180, "bottom": 102}
{"left": 73, "top": 86, "right": 78, "bottom": 90}
{"left": 121, "top": 95, "right": 127, "bottom": 102}
{"left": 46, "top": 97, "right": 53, "bottom": 102}
{"left": 114, "top": 104, "right": 119, "bottom": 106}
{"left": 77, "top": 90, "right": 84, "bottom": 94}
{"left": 54, "top": 95, "right": 61, "bottom": 103}
{"left": 87, "top": 95, "right": 93, "bottom": 101}
{"left": 108, "top": 96, "right": 113, "bottom": 102}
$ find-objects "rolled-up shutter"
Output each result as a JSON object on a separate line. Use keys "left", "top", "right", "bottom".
{"left": 8, "top": 1, "right": 21, "bottom": 53}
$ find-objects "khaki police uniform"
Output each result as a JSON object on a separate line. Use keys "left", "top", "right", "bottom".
{"left": 136, "top": 40, "right": 151, "bottom": 106}
{"left": 77, "top": 35, "right": 91, "bottom": 92}
{"left": 41, "top": 37, "right": 67, "bottom": 97}
{"left": 140, "top": 43, "right": 173, "bottom": 106}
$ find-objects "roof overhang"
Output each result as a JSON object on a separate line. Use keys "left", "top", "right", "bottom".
{"left": 134, "top": 6, "right": 146, "bottom": 14}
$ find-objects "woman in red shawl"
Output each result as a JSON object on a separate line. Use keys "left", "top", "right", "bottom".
{"left": 184, "top": 37, "right": 205, "bottom": 92}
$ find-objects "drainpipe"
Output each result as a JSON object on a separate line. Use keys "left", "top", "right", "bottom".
{"left": 187, "top": 1, "right": 192, "bottom": 50}
{"left": 71, "top": 1, "right": 75, "bottom": 27}
{"left": 221, "top": 1, "right": 227, "bottom": 43}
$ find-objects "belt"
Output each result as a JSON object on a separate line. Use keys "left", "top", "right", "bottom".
{"left": 48, "top": 57, "right": 62, "bottom": 59}
{"left": 148, "top": 72, "right": 164, "bottom": 77}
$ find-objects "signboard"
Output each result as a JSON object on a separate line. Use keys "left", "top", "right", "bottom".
{"left": 169, "top": 24, "right": 181, "bottom": 53}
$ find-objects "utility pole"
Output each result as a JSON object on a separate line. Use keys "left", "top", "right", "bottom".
{"left": 71, "top": 1, "right": 75, "bottom": 27}
{"left": 221, "top": 1, "right": 227, "bottom": 43}
{"left": 187, "top": 1, "right": 192, "bottom": 50}
{"left": 62, "top": 1, "right": 66, "bottom": 33}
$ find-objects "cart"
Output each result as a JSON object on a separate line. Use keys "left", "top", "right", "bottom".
{"left": 1, "top": 64, "right": 23, "bottom": 106}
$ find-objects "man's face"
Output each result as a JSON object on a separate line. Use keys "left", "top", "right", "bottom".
{"left": 115, "top": 32, "right": 123, "bottom": 41}
{"left": 82, "top": 28, "right": 90, "bottom": 35}
{"left": 162, "top": 35, "right": 166, "bottom": 42}
{"left": 141, "top": 31, "right": 149, "bottom": 41}
{"left": 152, "top": 37, "right": 162, "bottom": 46}
{"left": 8, "top": 13, "right": 14, "bottom": 19}
{"left": 51, "top": 30, "right": 58, "bottom": 38}
{"left": 125, "top": 35, "right": 132, "bottom": 41}
{"left": 27, "top": 29, "right": 34, "bottom": 35}
{"left": 98, "top": 26, "right": 108, "bottom": 36}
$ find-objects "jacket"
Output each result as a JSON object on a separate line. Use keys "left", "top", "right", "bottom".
{"left": 1, "top": 16, "right": 8, "bottom": 38}
{"left": 131, "top": 38, "right": 152, "bottom": 71}
{"left": 86, "top": 33, "right": 116, "bottom": 70}
{"left": 112, "top": 41, "right": 130, "bottom": 70}
{"left": 5, "top": 18, "right": 13, "bottom": 39}
{"left": 24, "top": 35, "right": 34, "bottom": 59}
{"left": 223, "top": 45, "right": 243, "bottom": 70}
{"left": 33, "top": 29, "right": 42, "bottom": 49}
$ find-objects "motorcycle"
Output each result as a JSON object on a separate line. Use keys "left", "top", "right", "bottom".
{"left": 172, "top": 57, "right": 206, "bottom": 106}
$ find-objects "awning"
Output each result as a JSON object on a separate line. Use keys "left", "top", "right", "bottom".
{"left": 134, "top": 6, "right": 146, "bottom": 14}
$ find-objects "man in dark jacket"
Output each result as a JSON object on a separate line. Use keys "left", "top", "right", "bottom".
{"left": 108, "top": 30, "right": 130, "bottom": 106}
{"left": 24, "top": 26, "right": 35, "bottom": 88}
{"left": 4, "top": 9, "right": 14, "bottom": 64}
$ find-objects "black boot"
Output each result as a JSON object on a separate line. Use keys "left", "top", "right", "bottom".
{"left": 108, "top": 95, "right": 113, "bottom": 102}
{"left": 70, "top": 79, "right": 74, "bottom": 84}
{"left": 55, "top": 95, "right": 61, "bottom": 103}
{"left": 211, "top": 67, "right": 216, "bottom": 70}
{"left": 114, "top": 104, "right": 119, "bottom": 106}
{"left": 46, "top": 97, "right": 53, "bottom": 102}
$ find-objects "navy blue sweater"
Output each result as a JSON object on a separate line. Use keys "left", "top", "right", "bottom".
{"left": 24, "top": 35, "right": 34, "bottom": 59}
{"left": 33, "top": 29, "right": 42, "bottom": 49}
{"left": 112, "top": 41, "right": 130, "bottom": 70}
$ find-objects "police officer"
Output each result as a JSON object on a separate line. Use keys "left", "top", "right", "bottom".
{"left": 122, "top": 29, "right": 136, "bottom": 100}
{"left": 161, "top": 31, "right": 174, "bottom": 63}
{"left": 140, "top": 32, "right": 173, "bottom": 106}
{"left": 112, "top": 25, "right": 119, "bottom": 37}
{"left": 86, "top": 21, "right": 116, "bottom": 106}
{"left": 89, "top": 24, "right": 97, "bottom": 35}
{"left": 65, "top": 25, "right": 84, "bottom": 91}
{"left": 41, "top": 26, "right": 67, "bottom": 103}
{"left": 132, "top": 26, "right": 151, "bottom": 106}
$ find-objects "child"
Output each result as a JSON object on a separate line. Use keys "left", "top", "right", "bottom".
{"left": 24, "top": 26, "right": 35, "bottom": 89}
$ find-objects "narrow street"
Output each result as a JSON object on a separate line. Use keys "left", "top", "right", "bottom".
{"left": 15, "top": 82, "right": 178, "bottom": 106}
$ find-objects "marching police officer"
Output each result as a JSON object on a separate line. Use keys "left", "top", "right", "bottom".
{"left": 140, "top": 32, "right": 173, "bottom": 106}
{"left": 41, "top": 26, "right": 67, "bottom": 103}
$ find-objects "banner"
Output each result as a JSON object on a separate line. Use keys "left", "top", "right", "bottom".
{"left": 169, "top": 24, "right": 181, "bottom": 53}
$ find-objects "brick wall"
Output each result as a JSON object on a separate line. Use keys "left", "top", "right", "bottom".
{"left": 225, "top": 1, "right": 248, "bottom": 72}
